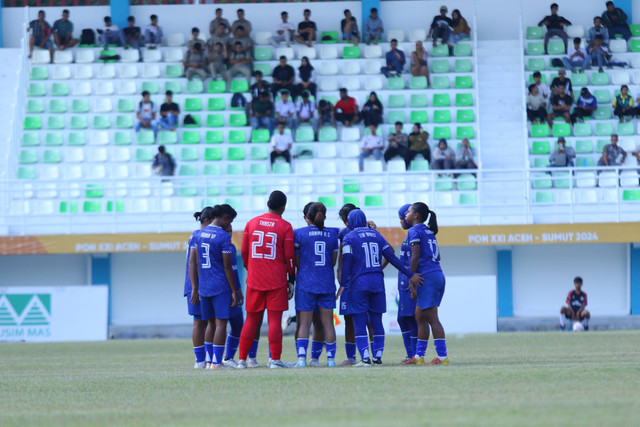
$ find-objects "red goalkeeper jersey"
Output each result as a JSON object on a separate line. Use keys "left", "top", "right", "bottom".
{"left": 241, "top": 213, "right": 295, "bottom": 291}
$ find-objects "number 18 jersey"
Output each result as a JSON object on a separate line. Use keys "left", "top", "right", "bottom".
{"left": 342, "top": 227, "right": 389, "bottom": 293}
{"left": 294, "top": 226, "right": 339, "bottom": 294}
{"left": 241, "top": 212, "right": 295, "bottom": 291}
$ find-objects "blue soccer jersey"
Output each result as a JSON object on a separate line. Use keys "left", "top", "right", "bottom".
{"left": 229, "top": 243, "right": 242, "bottom": 293}
{"left": 294, "top": 226, "right": 339, "bottom": 294}
{"left": 195, "top": 225, "right": 233, "bottom": 297}
{"left": 407, "top": 223, "right": 443, "bottom": 275}
{"left": 398, "top": 236, "right": 411, "bottom": 292}
{"left": 184, "top": 229, "right": 200, "bottom": 297}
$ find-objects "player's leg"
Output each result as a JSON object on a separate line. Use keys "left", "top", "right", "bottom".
{"left": 352, "top": 312, "right": 372, "bottom": 365}
{"left": 248, "top": 313, "right": 263, "bottom": 363}
{"left": 424, "top": 306, "right": 448, "bottom": 365}
{"left": 211, "top": 318, "right": 228, "bottom": 367}
{"left": 310, "top": 310, "right": 325, "bottom": 366}
{"left": 224, "top": 307, "right": 244, "bottom": 365}
{"left": 343, "top": 314, "right": 357, "bottom": 365}
{"left": 319, "top": 306, "right": 337, "bottom": 367}
{"left": 559, "top": 306, "right": 570, "bottom": 330}
{"left": 204, "top": 318, "right": 216, "bottom": 367}
{"left": 192, "top": 319, "right": 207, "bottom": 368}
{"left": 368, "top": 311, "right": 385, "bottom": 364}
{"left": 581, "top": 310, "right": 590, "bottom": 330}
{"left": 397, "top": 315, "right": 414, "bottom": 360}
{"left": 237, "top": 310, "right": 263, "bottom": 367}
{"left": 266, "top": 309, "right": 285, "bottom": 367}
{"left": 412, "top": 305, "right": 431, "bottom": 364}
{"left": 295, "top": 310, "right": 313, "bottom": 367}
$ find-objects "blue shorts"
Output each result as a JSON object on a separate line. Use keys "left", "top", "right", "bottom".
{"left": 339, "top": 287, "right": 352, "bottom": 315}
{"left": 200, "top": 292, "right": 231, "bottom": 321}
{"left": 35, "top": 39, "right": 54, "bottom": 49}
{"left": 398, "top": 288, "right": 416, "bottom": 317}
{"left": 296, "top": 289, "right": 336, "bottom": 312}
{"left": 416, "top": 271, "right": 446, "bottom": 310}
{"left": 343, "top": 31, "right": 358, "bottom": 40}
{"left": 186, "top": 296, "right": 202, "bottom": 321}
{"left": 229, "top": 304, "right": 243, "bottom": 319}
{"left": 349, "top": 289, "right": 386, "bottom": 314}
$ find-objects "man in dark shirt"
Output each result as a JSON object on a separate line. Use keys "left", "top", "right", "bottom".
{"left": 559, "top": 277, "right": 590, "bottom": 330}
{"left": 28, "top": 10, "right": 54, "bottom": 60}
{"left": 122, "top": 16, "right": 142, "bottom": 51}
{"left": 249, "top": 91, "right": 275, "bottom": 135}
{"left": 538, "top": 3, "right": 572, "bottom": 53}
{"left": 53, "top": 9, "right": 78, "bottom": 51}
{"left": 428, "top": 5, "right": 453, "bottom": 48}
{"left": 294, "top": 9, "right": 317, "bottom": 47}
{"left": 550, "top": 68, "right": 573, "bottom": 97}
{"left": 159, "top": 90, "right": 180, "bottom": 131}
{"left": 250, "top": 71, "right": 271, "bottom": 101}
{"left": 602, "top": 1, "right": 631, "bottom": 41}
{"left": 152, "top": 145, "right": 176, "bottom": 177}
{"left": 271, "top": 55, "right": 296, "bottom": 98}
{"left": 548, "top": 83, "right": 572, "bottom": 125}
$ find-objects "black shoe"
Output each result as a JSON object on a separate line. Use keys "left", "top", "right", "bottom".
{"left": 372, "top": 358, "right": 382, "bottom": 365}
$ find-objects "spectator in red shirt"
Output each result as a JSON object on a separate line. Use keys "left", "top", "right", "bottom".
{"left": 560, "top": 276, "right": 590, "bottom": 330}
{"left": 334, "top": 88, "right": 360, "bottom": 127}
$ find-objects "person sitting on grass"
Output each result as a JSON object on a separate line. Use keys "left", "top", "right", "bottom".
{"left": 560, "top": 276, "right": 590, "bottom": 330}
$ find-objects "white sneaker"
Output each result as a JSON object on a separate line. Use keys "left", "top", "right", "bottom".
{"left": 248, "top": 358, "right": 260, "bottom": 368}
{"left": 294, "top": 357, "right": 307, "bottom": 368}
{"left": 281, "top": 314, "right": 293, "bottom": 331}
{"left": 268, "top": 359, "right": 288, "bottom": 369}
{"left": 194, "top": 361, "right": 206, "bottom": 369}
{"left": 235, "top": 360, "right": 247, "bottom": 369}
{"left": 223, "top": 359, "right": 238, "bottom": 368}
{"left": 309, "top": 358, "right": 322, "bottom": 367}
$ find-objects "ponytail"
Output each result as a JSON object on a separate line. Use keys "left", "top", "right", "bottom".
{"left": 194, "top": 206, "right": 215, "bottom": 224}
{"left": 307, "top": 202, "right": 327, "bottom": 231}
{"left": 426, "top": 209, "right": 438, "bottom": 235}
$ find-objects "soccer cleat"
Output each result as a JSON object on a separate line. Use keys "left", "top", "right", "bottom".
{"left": 372, "top": 358, "right": 382, "bottom": 365}
{"left": 222, "top": 359, "right": 238, "bottom": 368}
{"left": 309, "top": 358, "right": 322, "bottom": 367}
{"left": 268, "top": 359, "right": 288, "bottom": 369}
{"left": 295, "top": 357, "right": 307, "bottom": 368}
{"left": 355, "top": 359, "right": 373, "bottom": 367}
{"left": 205, "top": 363, "right": 220, "bottom": 370}
{"left": 412, "top": 357, "right": 426, "bottom": 365}
{"left": 194, "top": 361, "right": 206, "bottom": 369}
{"left": 401, "top": 357, "right": 418, "bottom": 365}
{"left": 327, "top": 359, "right": 336, "bottom": 368}
{"left": 247, "top": 358, "right": 260, "bottom": 368}
{"left": 235, "top": 360, "right": 247, "bottom": 369}
{"left": 426, "top": 357, "right": 449, "bottom": 365}
{"left": 341, "top": 358, "right": 357, "bottom": 366}
{"left": 281, "top": 314, "right": 296, "bottom": 331}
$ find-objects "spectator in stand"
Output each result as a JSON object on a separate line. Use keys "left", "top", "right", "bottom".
{"left": 183, "top": 42, "right": 208, "bottom": 81}
{"left": 250, "top": 71, "right": 271, "bottom": 101}
{"left": 613, "top": 84, "right": 634, "bottom": 122}
{"left": 318, "top": 100, "right": 337, "bottom": 130}
{"left": 188, "top": 27, "right": 205, "bottom": 50}
{"left": 598, "top": 134, "right": 627, "bottom": 167}
{"left": 590, "top": 34, "right": 610, "bottom": 72}
{"left": 359, "top": 124, "right": 384, "bottom": 171}
{"left": 410, "top": 41, "right": 431, "bottom": 87}
{"left": 586, "top": 16, "right": 609, "bottom": 52}
{"left": 532, "top": 71, "right": 550, "bottom": 99}
{"left": 361, "top": 92, "right": 383, "bottom": 127}
{"left": 143, "top": 14, "right": 163, "bottom": 49}
{"left": 270, "top": 122, "right": 293, "bottom": 166}
{"left": 227, "top": 41, "right": 253, "bottom": 87}
{"left": 152, "top": 146, "right": 176, "bottom": 177}
{"left": 548, "top": 83, "right": 573, "bottom": 125}
{"left": 559, "top": 277, "right": 590, "bottom": 331}
{"left": 456, "top": 138, "right": 477, "bottom": 170}
{"left": 232, "top": 8, "right": 252, "bottom": 36}
{"left": 53, "top": 10, "right": 78, "bottom": 51}
{"left": 158, "top": 90, "right": 180, "bottom": 131}
{"left": 449, "top": 9, "right": 471, "bottom": 45}
{"left": 209, "top": 8, "right": 230, "bottom": 36}
{"left": 232, "top": 25, "right": 254, "bottom": 55}
{"left": 208, "top": 23, "right": 230, "bottom": 53}
{"left": 122, "top": 16, "right": 142, "bottom": 51}
{"left": 549, "top": 137, "right": 576, "bottom": 167}
{"left": 334, "top": 88, "right": 360, "bottom": 127}
{"left": 551, "top": 68, "right": 573, "bottom": 97}
{"left": 272, "top": 56, "right": 296, "bottom": 98}
{"left": 296, "top": 91, "right": 317, "bottom": 135}
{"left": 432, "top": 139, "right": 456, "bottom": 171}
{"left": 341, "top": 9, "right": 360, "bottom": 45}
{"left": 602, "top": 1, "right": 631, "bottom": 41}
{"left": 270, "top": 11, "right": 296, "bottom": 47}
{"left": 98, "top": 16, "right": 121, "bottom": 49}
{"left": 249, "top": 91, "right": 274, "bottom": 135}
{"left": 572, "top": 87, "right": 597, "bottom": 123}
{"left": 381, "top": 39, "right": 406, "bottom": 78}
{"left": 135, "top": 91, "right": 158, "bottom": 138}
{"left": 384, "top": 122, "right": 411, "bottom": 169}
{"left": 562, "top": 38, "right": 590, "bottom": 72}
{"left": 363, "top": 8, "right": 384, "bottom": 45}
{"left": 295, "top": 9, "right": 317, "bottom": 47}
{"left": 207, "top": 42, "right": 228, "bottom": 82}
{"left": 408, "top": 123, "right": 431, "bottom": 164}
{"left": 427, "top": 5, "right": 453, "bottom": 48}
{"left": 538, "top": 3, "right": 571, "bottom": 54}
{"left": 28, "top": 10, "right": 54, "bottom": 60}
{"left": 527, "top": 84, "right": 548, "bottom": 124}
{"left": 275, "top": 90, "right": 297, "bottom": 132}
{"left": 295, "top": 56, "right": 317, "bottom": 99}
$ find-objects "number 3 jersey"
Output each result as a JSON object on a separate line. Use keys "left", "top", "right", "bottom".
{"left": 407, "top": 223, "right": 442, "bottom": 275}
{"left": 241, "top": 212, "right": 295, "bottom": 291}
{"left": 294, "top": 226, "right": 339, "bottom": 294}
{"left": 194, "top": 225, "right": 233, "bottom": 297}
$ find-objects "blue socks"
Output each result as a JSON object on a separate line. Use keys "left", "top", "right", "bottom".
{"left": 248, "top": 339, "right": 259, "bottom": 359}
{"left": 401, "top": 331, "right": 413, "bottom": 358}
{"left": 212, "top": 345, "right": 225, "bottom": 365}
{"left": 296, "top": 338, "right": 309, "bottom": 358}
{"left": 415, "top": 339, "right": 428, "bottom": 358}
{"left": 355, "top": 335, "right": 370, "bottom": 360}
{"left": 411, "top": 336, "right": 418, "bottom": 358}
{"left": 372, "top": 335, "right": 385, "bottom": 360}
{"left": 434, "top": 339, "right": 447, "bottom": 360}
{"left": 204, "top": 341, "right": 213, "bottom": 363}
{"left": 310, "top": 340, "right": 324, "bottom": 360}
{"left": 194, "top": 345, "right": 206, "bottom": 363}
{"left": 225, "top": 335, "right": 240, "bottom": 360}
{"left": 325, "top": 341, "right": 336, "bottom": 360}
{"left": 345, "top": 342, "right": 357, "bottom": 360}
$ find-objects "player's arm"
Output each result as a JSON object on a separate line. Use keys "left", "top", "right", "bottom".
{"left": 382, "top": 245, "right": 418, "bottom": 280}
{"left": 340, "top": 242, "right": 353, "bottom": 289}
{"left": 331, "top": 249, "right": 338, "bottom": 267}
{"left": 284, "top": 225, "right": 296, "bottom": 280}
{"left": 241, "top": 226, "right": 250, "bottom": 268}
{"left": 222, "top": 252, "right": 238, "bottom": 307}
{"left": 410, "top": 245, "right": 420, "bottom": 273}
{"left": 188, "top": 247, "right": 200, "bottom": 305}
{"left": 233, "top": 266, "right": 244, "bottom": 305}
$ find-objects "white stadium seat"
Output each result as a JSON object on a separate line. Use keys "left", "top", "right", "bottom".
{"left": 320, "top": 46, "right": 338, "bottom": 59}
{"left": 88, "top": 147, "right": 108, "bottom": 162}
{"left": 620, "top": 171, "right": 640, "bottom": 187}
{"left": 297, "top": 46, "right": 316, "bottom": 60}
{"left": 72, "top": 82, "right": 92, "bottom": 96}
{"left": 165, "top": 48, "right": 183, "bottom": 62}
{"left": 319, "top": 62, "right": 338, "bottom": 75}
{"left": 575, "top": 189, "right": 597, "bottom": 203}
{"left": 387, "top": 29, "right": 404, "bottom": 42}
{"left": 598, "top": 172, "right": 618, "bottom": 188}
{"left": 365, "top": 76, "right": 383, "bottom": 91}
{"left": 89, "top": 131, "right": 109, "bottom": 145}
{"left": 74, "top": 65, "right": 94, "bottom": 79}
{"left": 167, "top": 33, "right": 186, "bottom": 47}
{"left": 143, "top": 49, "right": 163, "bottom": 62}
{"left": 365, "top": 60, "right": 383, "bottom": 74}
{"left": 612, "top": 70, "right": 630, "bottom": 85}
{"left": 121, "top": 49, "right": 140, "bottom": 63}
{"left": 142, "top": 64, "right": 160, "bottom": 79}
{"left": 96, "top": 81, "right": 114, "bottom": 96}
{"left": 112, "top": 148, "right": 131, "bottom": 163}
{"left": 40, "top": 166, "right": 60, "bottom": 180}
{"left": 97, "top": 65, "right": 116, "bottom": 79}
{"left": 31, "top": 49, "right": 51, "bottom": 64}
{"left": 342, "top": 77, "right": 360, "bottom": 91}
{"left": 276, "top": 47, "right": 294, "bottom": 60}
{"left": 364, "top": 45, "right": 383, "bottom": 58}
{"left": 609, "top": 39, "right": 627, "bottom": 53}
{"left": 575, "top": 172, "right": 596, "bottom": 188}
{"left": 53, "top": 66, "right": 72, "bottom": 80}
{"left": 94, "top": 98, "right": 113, "bottom": 113}
{"left": 86, "top": 165, "right": 106, "bottom": 179}
{"left": 75, "top": 49, "right": 95, "bottom": 64}
{"left": 120, "top": 65, "right": 139, "bottom": 79}
{"left": 409, "top": 29, "right": 426, "bottom": 42}
{"left": 66, "top": 148, "right": 84, "bottom": 163}
{"left": 633, "top": 71, "right": 640, "bottom": 85}
{"left": 64, "top": 165, "right": 83, "bottom": 179}
{"left": 255, "top": 32, "right": 271, "bottom": 45}
{"left": 317, "top": 144, "right": 337, "bottom": 158}
{"left": 53, "top": 50, "right": 73, "bottom": 64}
{"left": 342, "top": 128, "right": 361, "bottom": 142}
{"left": 319, "top": 78, "right": 338, "bottom": 92}
{"left": 342, "top": 61, "right": 361, "bottom": 75}
{"left": 632, "top": 56, "right": 640, "bottom": 69}
{"left": 118, "top": 81, "right": 137, "bottom": 95}
{"left": 566, "top": 25, "right": 585, "bottom": 38}
{"left": 112, "top": 164, "right": 130, "bottom": 178}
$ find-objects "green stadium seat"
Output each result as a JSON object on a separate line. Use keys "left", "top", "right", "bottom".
{"left": 532, "top": 174, "right": 552, "bottom": 189}
{"left": 185, "top": 98, "right": 202, "bottom": 112}
{"left": 117, "top": 99, "right": 135, "bottom": 113}
{"left": 26, "top": 99, "right": 44, "bottom": 114}
{"left": 30, "top": 67, "right": 48, "bottom": 80}
{"left": 142, "top": 81, "right": 159, "bottom": 94}
{"left": 24, "top": 116, "right": 42, "bottom": 130}
{"left": 433, "top": 126, "right": 451, "bottom": 140}
{"left": 387, "top": 77, "right": 405, "bottom": 90}
{"left": 165, "top": 65, "right": 183, "bottom": 78}
{"left": 591, "top": 73, "right": 609, "bottom": 85}
{"left": 318, "top": 127, "right": 338, "bottom": 142}
{"left": 364, "top": 195, "right": 383, "bottom": 207}
{"left": 180, "top": 147, "right": 199, "bottom": 162}
{"left": 208, "top": 80, "right": 226, "bottom": 93}
{"left": 455, "top": 93, "right": 473, "bottom": 107}
{"left": 92, "top": 115, "right": 110, "bottom": 129}
{"left": 630, "top": 24, "right": 640, "bottom": 37}
{"left": 72, "top": 99, "right": 90, "bottom": 114}
{"left": 409, "top": 76, "right": 428, "bottom": 89}
{"left": 531, "top": 123, "right": 549, "bottom": 137}
{"left": 22, "top": 133, "right": 40, "bottom": 147}
{"left": 435, "top": 176, "right": 454, "bottom": 191}
{"left": 43, "top": 133, "right": 62, "bottom": 146}
{"left": 575, "top": 140, "right": 593, "bottom": 154}
{"left": 410, "top": 160, "right": 429, "bottom": 171}
{"left": 136, "top": 148, "right": 154, "bottom": 162}
{"left": 552, "top": 123, "right": 570, "bottom": 137}
{"left": 410, "top": 110, "right": 428, "bottom": 123}
{"left": 273, "top": 163, "right": 291, "bottom": 174}
{"left": 526, "top": 42, "right": 544, "bottom": 55}
{"left": 253, "top": 63, "right": 272, "bottom": 76}
{"left": 204, "top": 148, "right": 222, "bottom": 161}
{"left": 98, "top": 49, "right": 118, "bottom": 62}
{"left": 19, "top": 150, "right": 37, "bottom": 164}
{"left": 554, "top": 172, "right": 571, "bottom": 189}
{"left": 456, "top": 109, "right": 474, "bottom": 123}
{"left": 526, "top": 26, "right": 543, "bottom": 39}
{"left": 230, "top": 80, "right": 249, "bottom": 93}
{"left": 225, "top": 180, "right": 244, "bottom": 196}
{"left": 573, "top": 122, "right": 591, "bottom": 137}
{"left": 593, "top": 107, "right": 611, "bottom": 120}
{"left": 116, "top": 115, "right": 133, "bottom": 129}
{"left": 388, "top": 110, "right": 406, "bottom": 123}
{"left": 454, "top": 59, "right": 472, "bottom": 73}
{"left": 456, "top": 126, "right": 475, "bottom": 139}
{"left": 457, "top": 175, "right": 477, "bottom": 191}
{"left": 59, "top": 201, "right": 78, "bottom": 214}
{"left": 571, "top": 73, "right": 588, "bottom": 86}
{"left": 431, "top": 44, "right": 449, "bottom": 57}
{"left": 254, "top": 47, "right": 272, "bottom": 61}
{"left": 251, "top": 164, "right": 268, "bottom": 176}
{"left": 453, "top": 43, "right": 471, "bottom": 56}
{"left": 533, "top": 158, "right": 550, "bottom": 168}
{"left": 186, "top": 80, "right": 204, "bottom": 94}
{"left": 206, "top": 114, "right": 224, "bottom": 127}
{"left": 454, "top": 76, "right": 472, "bottom": 89}
{"left": 597, "top": 139, "right": 609, "bottom": 152}
{"left": 535, "top": 191, "right": 554, "bottom": 203}
{"left": 342, "top": 46, "right": 360, "bottom": 58}
{"left": 48, "top": 116, "right": 66, "bottom": 130}
{"left": 204, "top": 165, "right": 222, "bottom": 176}
{"left": 576, "top": 157, "right": 595, "bottom": 167}
{"left": 228, "top": 130, "right": 247, "bottom": 144}
{"left": 527, "top": 58, "right": 546, "bottom": 72}
{"left": 547, "top": 41, "right": 565, "bottom": 54}
{"left": 83, "top": 201, "right": 102, "bottom": 213}
{"left": 321, "top": 31, "right": 339, "bottom": 44}
{"left": 68, "top": 133, "right": 86, "bottom": 146}
{"left": 43, "top": 149, "right": 62, "bottom": 163}
{"left": 318, "top": 196, "right": 336, "bottom": 208}
{"left": 433, "top": 110, "right": 451, "bottom": 123}
{"left": 137, "top": 131, "right": 155, "bottom": 145}
{"left": 28, "top": 83, "right": 46, "bottom": 97}
{"left": 114, "top": 132, "right": 132, "bottom": 145}
{"left": 387, "top": 94, "right": 406, "bottom": 108}
{"left": 617, "top": 121, "right": 634, "bottom": 136}
{"left": 164, "top": 81, "right": 182, "bottom": 94}
{"left": 252, "top": 129, "right": 271, "bottom": 143}
{"left": 250, "top": 146, "right": 269, "bottom": 160}
{"left": 410, "top": 94, "right": 428, "bottom": 108}
{"left": 432, "top": 94, "right": 451, "bottom": 107}
{"left": 532, "top": 141, "right": 550, "bottom": 154}
{"left": 595, "top": 122, "right": 613, "bottom": 136}
{"left": 229, "top": 114, "right": 247, "bottom": 127}
{"left": 85, "top": 184, "right": 104, "bottom": 198}
{"left": 622, "top": 189, "right": 640, "bottom": 201}
{"left": 431, "top": 60, "right": 449, "bottom": 73}
{"left": 51, "top": 83, "right": 69, "bottom": 96}
{"left": 181, "top": 131, "right": 200, "bottom": 144}
{"left": 431, "top": 76, "right": 450, "bottom": 89}
{"left": 296, "top": 145, "right": 313, "bottom": 159}
{"left": 208, "top": 98, "right": 225, "bottom": 111}
{"left": 205, "top": 130, "right": 223, "bottom": 144}
{"left": 295, "top": 127, "right": 315, "bottom": 142}
{"left": 630, "top": 39, "right": 640, "bottom": 52}
{"left": 459, "top": 193, "right": 477, "bottom": 205}
{"left": 17, "top": 166, "right": 35, "bottom": 179}
{"left": 341, "top": 196, "right": 358, "bottom": 206}
{"left": 343, "top": 179, "right": 360, "bottom": 193}
{"left": 227, "top": 147, "right": 246, "bottom": 161}
{"left": 593, "top": 90, "right": 611, "bottom": 103}
{"left": 106, "top": 201, "right": 125, "bottom": 213}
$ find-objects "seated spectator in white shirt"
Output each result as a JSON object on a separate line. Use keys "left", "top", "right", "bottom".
{"left": 527, "top": 84, "right": 548, "bottom": 124}
{"left": 296, "top": 91, "right": 317, "bottom": 135}
{"left": 532, "top": 71, "right": 550, "bottom": 99}
{"left": 97, "top": 16, "right": 120, "bottom": 49}
{"left": 432, "top": 139, "right": 456, "bottom": 171}
{"left": 455, "top": 138, "right": 477, "bottom": 170}
{"left": 135, "top": 91, "right": 158, "bottom": 139}
{"left": 271, "top": 122, "right": 293, "bottom": 166}
{"left": 359, "top": 124, "right": 384, "bottom": 171}
{"left": 275, "top": 90, "right": 297, "bottom": 132}
{"left": 143, "top": 14, "right": 163, "bottom": 48}
{"left": 270, "top": 11, "right": 296, "bottom": 47}
{"left": 562, "top": 37, "right": 590, "bottom": 71}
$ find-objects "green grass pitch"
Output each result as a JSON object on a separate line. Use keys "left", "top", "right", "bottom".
{"left": 2, "top": 331, "right": 640, "bottom": 426}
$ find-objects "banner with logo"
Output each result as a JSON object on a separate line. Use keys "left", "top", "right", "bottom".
{"left": 0, "top": 286, "right": 109, "bottom": 342}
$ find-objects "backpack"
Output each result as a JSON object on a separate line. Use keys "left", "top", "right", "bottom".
{"left": 80, "top": 29, "right": 95, "bottom": 46}
{"left": 184, "top": 114, "right": 196, "bottom": 125}
{"left": 231, "top": 93, "right": 247, "bottom": 108}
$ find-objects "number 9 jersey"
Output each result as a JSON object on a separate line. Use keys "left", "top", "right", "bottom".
{"left": 294, "top": 226, "right": 339, "bottom": 294}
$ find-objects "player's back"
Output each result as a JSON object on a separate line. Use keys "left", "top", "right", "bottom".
{"left": 408, "top": 223, "right": 442, "bottom": 275}
{"left": 295, "top": 225, "right": 339, "bottom": 294}
{"left": 343, "top": 227, "right": 387, "bottom": 292}
{"left": 184, "top": 229, "right": 200, "bottom": 297}
{"left": 242, "top": 212, "right": 294, "bottom": 291}
{"left": 196, "top": 225, "right": 233, "bottom": 297}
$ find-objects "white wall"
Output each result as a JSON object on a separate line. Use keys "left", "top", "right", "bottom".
{"left": 440, "top": 245, "right": 497, "bottom": 277}
{"left": 512, "top": 243, "right": 629, "bottom": 317}
{"left": 0, "top": 254, "right": 89, "bottom": 287}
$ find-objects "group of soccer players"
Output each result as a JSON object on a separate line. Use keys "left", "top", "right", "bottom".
{"left": 184, "top": 190, "right": 449, "bottom": 369}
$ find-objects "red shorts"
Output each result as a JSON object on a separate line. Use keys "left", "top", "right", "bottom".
{"left": 245, "top": 286, "right": 289, "bottom": 312}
